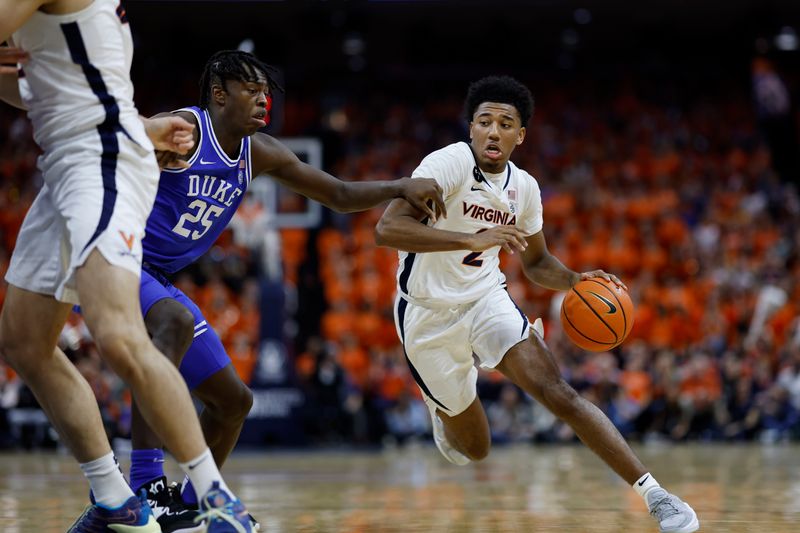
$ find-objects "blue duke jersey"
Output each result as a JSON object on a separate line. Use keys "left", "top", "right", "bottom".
{"left": 143, "top": 107, "right": 252, "bottom": 272}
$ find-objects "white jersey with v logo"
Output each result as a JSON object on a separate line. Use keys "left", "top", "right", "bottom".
{"left": 396, "top": 141, "right": 544, "bottom": 307}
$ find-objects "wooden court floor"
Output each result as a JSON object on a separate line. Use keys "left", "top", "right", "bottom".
{"left": 0, "top": 444, "right": 798, "bottom": 532}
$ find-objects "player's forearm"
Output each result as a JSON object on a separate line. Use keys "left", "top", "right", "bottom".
{"left": 333, "top": 179, "right": 406, "bottom": 213}
{"left": 375, "top": 215, "right": 474, "bottom": 253}
{"left": 522, "top": 252, "right": 580, "bottom": 291}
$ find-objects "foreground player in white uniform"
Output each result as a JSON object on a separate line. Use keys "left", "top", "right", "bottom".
{"left": 376, "top": 76, "right": 699, "bottom": 533}
{"left": 0, "top": 1, "right": 254, "bottom": 531}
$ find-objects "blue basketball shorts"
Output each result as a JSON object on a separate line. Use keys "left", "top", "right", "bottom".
{"left": 139, "top": 267, "right": 231, "bottom": 390}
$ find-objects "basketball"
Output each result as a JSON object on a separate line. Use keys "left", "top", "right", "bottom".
{"left": 560, "top": 278, "right": 634, "bottom": 351}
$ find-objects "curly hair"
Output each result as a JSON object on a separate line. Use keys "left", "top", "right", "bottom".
{"left": 463, "top": 76, "right": 534, "bottom": 126}
{"left": 198, "top": 50, "right": 283, "bottom": 109}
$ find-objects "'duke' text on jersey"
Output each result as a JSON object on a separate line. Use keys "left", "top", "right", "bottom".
{"left": 187, "top": 175, "right": 243, "bottom": 207}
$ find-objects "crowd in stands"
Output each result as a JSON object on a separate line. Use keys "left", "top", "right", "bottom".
{"left": 1, "top": 70, "right": 799, "bottom": 450}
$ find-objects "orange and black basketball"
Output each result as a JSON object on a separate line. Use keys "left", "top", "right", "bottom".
{"left": 560, "top": 278, "right": 634, "bottom": 351}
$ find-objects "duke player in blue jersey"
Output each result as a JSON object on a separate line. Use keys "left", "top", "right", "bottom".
{"left": 125, "top": 50, "right": 446, "bottom": 532}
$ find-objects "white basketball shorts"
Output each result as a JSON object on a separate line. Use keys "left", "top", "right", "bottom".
{"left": 6, "top": 128, "right": 158, "bottom": 304}
{"left": 394, "top": 285, "right": 532, "bottom": 416}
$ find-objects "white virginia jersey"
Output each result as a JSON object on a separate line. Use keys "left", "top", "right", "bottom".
{"left": 12, "top": 0, "right": 152, "bottom": 157}
{"left": 397, "top": 141, "right": 544, "bottom": 306}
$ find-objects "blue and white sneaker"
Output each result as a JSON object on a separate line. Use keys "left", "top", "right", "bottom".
{"left": 67, "top": 490, "right": 161, "bottom": 532}
{"left": 196, "top": 482, "right": 252, "bottom": 533}
{"left": 646, "top": 488, "right": 700, "bottom": 532}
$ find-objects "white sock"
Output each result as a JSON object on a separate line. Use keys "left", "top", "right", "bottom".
{"left": 80, "top": 452, "right": 135, "bottom": 508}
{"left": 178, "top": 448, "right": 231, "bottom": 502}
{"left": 632, "top": 472, "right": 662, "bottom": 503}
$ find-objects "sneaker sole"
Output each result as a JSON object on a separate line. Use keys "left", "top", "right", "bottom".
{"left": 663, "top": 512, "right": 699, "bottom": 533}
{"left": 162, "top": 525, "right": 205, "bottom": 533}
{"left": 107, "top": 515, "right": 161, "bottom": 533}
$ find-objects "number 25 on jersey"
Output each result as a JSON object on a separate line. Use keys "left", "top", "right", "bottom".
{"left": 172, "top": 199, "right": 224, "bottom": 240}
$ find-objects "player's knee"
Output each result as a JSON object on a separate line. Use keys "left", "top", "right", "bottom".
{"left": 233, "top": 385, "right": 254, "bottom": 422}
{"left": 0, "top": 330, "right": 21, "bottom": 366}
{"left": 147, "top": 302, "right": 195, "bottom": 364}
{"left": 462, "top": 440, "right": 490, "bottom": 461}
{"left": 0, "top": 334, "right": 29, "bottom": 371}
{"left": 465, "top": 443, "right": 490, "bottom": 461}
{"left": 0, "top": 324, "right": 48, "bottom": 372}
{"left": 92, "top": 328, "right": 149, "bottom": 385}
{"left": 207, "top": 380, "right": 253, "bottom": 424}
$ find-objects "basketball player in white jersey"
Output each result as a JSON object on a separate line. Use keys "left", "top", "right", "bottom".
{"left": 376, "top": 76, "right": 699, "bottom": 533}
{"left": 0, "top": 1, "right": 254, "bottom": 531}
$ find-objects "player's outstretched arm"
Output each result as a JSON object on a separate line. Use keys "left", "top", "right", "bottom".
{"left": 519, "top": 231, "right": 625, "bottom": 290}
{"left": 252, "top": 134, "right": 446, "bottom": 219}
{"left": 375, "top": 197, "right": 528, "bottom": 254}
{"left": 0, "top": 45, "right": 26, "bottom": 109}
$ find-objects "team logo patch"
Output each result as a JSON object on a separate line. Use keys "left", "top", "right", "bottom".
{"left": 118, "top": 230, "right": 135, "bottom": 251}
{"left": 508, "top": 189, "right": 517, "bottom": 214}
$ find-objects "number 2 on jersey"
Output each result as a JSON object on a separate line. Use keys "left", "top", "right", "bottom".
{"left": 172, "top": 199, "right": 224, "bottom": 240}
{"left": 462, "top": 229, "right": 488, "bottom": 267}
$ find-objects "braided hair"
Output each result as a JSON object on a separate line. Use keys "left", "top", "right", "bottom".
{"left": 464, "top": 76, "right": 534, "bottom": 126}
{"left": 198, "top": 50, "right": 283, "bottom": 109}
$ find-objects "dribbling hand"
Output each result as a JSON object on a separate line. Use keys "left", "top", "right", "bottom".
{"left": 579, "top": 270, "right": 627, "bottom": 290}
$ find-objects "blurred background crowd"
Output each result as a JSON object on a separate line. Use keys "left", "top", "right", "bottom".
{"left": 0, "top": 0, "right": 799, "bottom": 450}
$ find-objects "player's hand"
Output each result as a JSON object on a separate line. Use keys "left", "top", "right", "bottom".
{"left": 468, "top": 225, "right": 528, "bottom": 254}
{"left": 399, "top": 177, "right": 447, "bottom": 223}
{"left": 154, "top": 149, "right": 189, "bottom": 169}
{"left": 142, "top": 115, "right": 195, "bottom": 154}
{"left": 579, "top": 270, "right": 627, "bottom": 290}
{"left": 0, "top": 46, "right": 28, "bottom": 75}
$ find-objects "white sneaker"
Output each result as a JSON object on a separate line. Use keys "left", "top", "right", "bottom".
{"left": 429, "top": 408, "right": 470, "bottom": 466}
{"left": 646, "top": 488, "right": 700, "bottom": 532}
{"left": 531, "top": 317, "right": 544, "bottom": 338}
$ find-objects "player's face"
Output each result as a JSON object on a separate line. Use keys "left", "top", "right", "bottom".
{"left": 469, "top": 102, "right": 525, "bottom": 173}
{"left": 222, "top": 75, "right": 270, "bottom": 135}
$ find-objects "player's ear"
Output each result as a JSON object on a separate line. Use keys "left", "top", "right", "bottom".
{"left": 211, "top": 83, "right": 226, "bottom": 106}
{"left": 468, "top": 121, "right": 474, "bottom": 140}
{"left": 517, "top": 127, "right": 526, "bottom": 145}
